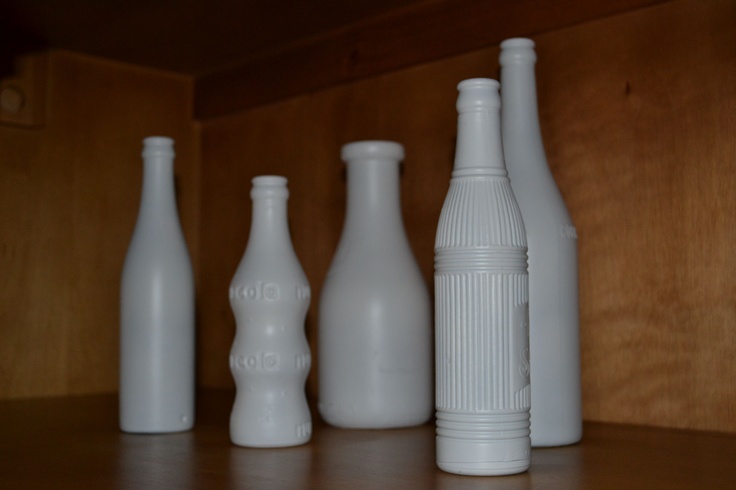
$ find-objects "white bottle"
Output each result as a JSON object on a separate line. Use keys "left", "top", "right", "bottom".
{"left": 229, "top": 175, "right": 312, "bottom": 447}
{"left": 435, "top": 79, "right": 530, "bottom": 475}
{"left": 500, "top": 38, "right": 582, "bottom": 447}
{"left": 319, "top": 141, "right": 433, "bottom": 429}
{"left": 120, "top": 136, "right": 195, "bottom": 433}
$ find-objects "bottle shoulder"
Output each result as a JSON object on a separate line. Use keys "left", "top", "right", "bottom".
{"left": 510, "top": 183, "right": 573, "bottom": 228}
{"left": 232, "top": 247, "right": 308, "bottom": 285}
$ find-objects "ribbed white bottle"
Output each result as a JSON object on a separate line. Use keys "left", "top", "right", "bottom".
{"left": 434, "top": 79, "right": 530, "bottom": 475}
{"left": 229, "top": 176, "right": 312, "bottom": 447}
{"left": 500, "top": 38, "right": 582, "bottom": 447}
{"left": 120, "top": 136, "right": 195, "bottom": 433}
{"left": 319, "top": 141, "right": 433, "bottom": 429}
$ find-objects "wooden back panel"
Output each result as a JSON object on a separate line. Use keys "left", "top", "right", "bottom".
{"left": 1, "top": 0, "right": 732, "bottom": 433}
{"left": 198, "top": 0, "right": 736, "bottom": 432}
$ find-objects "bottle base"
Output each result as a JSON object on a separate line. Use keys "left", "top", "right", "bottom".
{"left": 230, "top": 436, "right": 311, "bottom": 448}
{"left": 531, "top": 431, "right": 583, "bottom": 448}
{"left": 437, "top": 460, "right": 530, "bottom": 476}
{"left": 119, "top": 419, "right": 195, "bottom": 434}
{"left": 230, "top": 418, "right": 312, "bottom": 448}
{"left": 436, "top": 435, "right": 531, "bottom": 476}
{"left": 435, "top": 410, "right": 531, "bottom": 476}
{"left": 319, "top": 402, "right": 432, "bottom": 429}
{"left": 119, "top": 410, "right": 195, "bottom": 434}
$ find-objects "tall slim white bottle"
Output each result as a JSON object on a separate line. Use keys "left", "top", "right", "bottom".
{"left": 500, "top": 38, "right": 582, "bottom": 447}
{"left": 120, "top": 136, "right": 195, "bottom": 433}
{"left": 319, "top": 141, "right": 433, "bottom": 429}
{"left": 229, "top": 176, "right": 312, "bottom": 447}
{"left": 435, "top": 79, "right": 530, "bottom": 475}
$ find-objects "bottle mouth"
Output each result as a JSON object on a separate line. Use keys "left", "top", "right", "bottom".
{"left": 500, "top": 37, "right": 535, "bottom": 49}
{"left": 456, "top": 78, "right": 500, "bottom": 113}
{"left": 251, "top": 175, "right": 288, "bottom": 199}
{"left": 499, "top": 37, "right": 537, "bottom": 65}
{"left": 142, "top": 136, "right": 175, "bottom": 158}
{"left": 341, "top": 140, "right": 404, "bottom": 163}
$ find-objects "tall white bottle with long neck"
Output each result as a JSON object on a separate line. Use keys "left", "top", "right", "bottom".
{"left": 120, "top": 136, "right": 195, "bottom": 433}
{"left": 229, "top": 176, "right": 312, "bottom": 447}
{"left": 500, "top": 38, "right": 582, "bottom": 447}
{"left": 319, "top": 141, "right": 433, "bottom": 429}
{"left": 434, "top": 79, "right": 530, "bottom": 475}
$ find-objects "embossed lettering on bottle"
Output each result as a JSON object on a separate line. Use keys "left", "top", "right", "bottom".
{"left": 229, "top": 176, "right": 312, "bottom": 448}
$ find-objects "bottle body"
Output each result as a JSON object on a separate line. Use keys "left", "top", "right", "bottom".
{"left": 120, "top": 136, "right": 195, "bottom": 433}
{"left": 229, "top": 176, "right": 312, "bottom": 447}
{"left": 435, "top": 79, "right": 530, "bottom": 475}
{"left": 319, "top": 141, "right": 433, "bottom": 429}
{"left": 500, "top": 38, "right": 582, "bottom": 447}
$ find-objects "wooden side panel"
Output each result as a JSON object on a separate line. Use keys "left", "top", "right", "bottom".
{"left": 0, "top": 51, "right": 198, "bottom": 398}
{"left": 198, "top": 0, "right": 736, "bottom": 432}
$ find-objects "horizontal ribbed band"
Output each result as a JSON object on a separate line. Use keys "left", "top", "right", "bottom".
{"left": 435, "top": 247, "right": 527, "bottom": 273}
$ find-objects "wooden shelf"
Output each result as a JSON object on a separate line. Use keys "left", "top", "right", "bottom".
{"left": 1, "top": 390, "right": 733, "bottom": 488}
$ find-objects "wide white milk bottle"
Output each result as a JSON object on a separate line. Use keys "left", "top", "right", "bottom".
{"left": 319, "top": 141, "right": 433, "bottom": 429}
{"left": 120, "top": 136, "right": 195, "bottom": 433}
{"left": 434, "top": 79, "right": 530, "bottom": 475}
{"left": 500, "top": 38, "right": 582, "bottom": 447}
{"left": 229, "top": 175, "right": 312, "bottom": 447}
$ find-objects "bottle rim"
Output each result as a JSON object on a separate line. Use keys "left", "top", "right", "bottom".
{"left": 499, "top": 38, "right": 537, "bottom": 65}
{"left": 142, "top": 136, "right": 175, "bottom": 159}
{"left": 341, "top": 140, "right": 404, "bottom": 163}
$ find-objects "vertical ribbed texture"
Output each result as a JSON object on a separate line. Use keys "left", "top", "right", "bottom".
{"left": 435, "top": 272, "right": 528, "bottom": 411}
{"left": 435, "top": 177, "right": 527, "bottom": 250}
{"left": 435, "top": 79, "right": 530, "bottom": 475}
{"left": 435, "top": 174, "right": 530, "bottom": 413}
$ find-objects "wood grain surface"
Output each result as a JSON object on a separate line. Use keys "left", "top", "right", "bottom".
{"left": 198, "top": 0, "right": 736, "bottom": 432}
{"left": 1, "top": 390, "right": 734, "bottom": 489}
{"left": 194, "top": 0, "right": 672, "bottom": 119}
{"left": 0, "top": 51, "right": 198, "bottom": 398}
{"left": 0, "top": 0, "right": 733, "bottom": 435}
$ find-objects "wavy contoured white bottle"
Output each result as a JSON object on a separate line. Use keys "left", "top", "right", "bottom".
{"left": 500, "top": 38, "right": 582, "bottom": 447}
{"left": 120, "top": 136, "right": 195, "bottom": 433}
{"left": 319, "top": 141, "right": 433, "bottom": 429}
{"left": 435, "top": 79, "right": 530, "bottom": 475}
{"left": 229, "top": 176, "right": 312, "bottom": 447}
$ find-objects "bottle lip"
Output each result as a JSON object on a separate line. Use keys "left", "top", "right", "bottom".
{"left": 341, "top": 140, "right": 404, "bottom": 162}
{"left": 456, "top": 78, "right": 500, "bottom": 112}
{"left": 499, "top": 37, "right": 537, "bottom": 65}
{"left": 251, "top": 175, "right": 289, "bottom": 199}
{"left": 457, "top": 78, "right": 499, "bottom": 91}
{"left": 252, "top": 175, "right": 287, "bottom": 187}
{"left": 142, "top": 136, "right": 175, "bottom": 158}
{"left": 500, "top": 37, "right": 535, "bottom": 49}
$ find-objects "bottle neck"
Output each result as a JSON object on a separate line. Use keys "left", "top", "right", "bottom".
{"left": 500, "top": 51, "right": 547, "bottom": 166}
{"left": 453, "top": 78, "right": 507, "bottom": 177}
{"left": 139, "top": 156, "right": 178, "bottom": 222}
{"left": 454, "top": 110, "right": 506, "bottom": 176}
{"left": 248, "top": 192, "right": 292, "bottom": 250}
{"left": 344, "top": 159, "right": 404, "bottom": 231}
{"left": 248, "top": 175, "right": 291, "bottom": 250}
